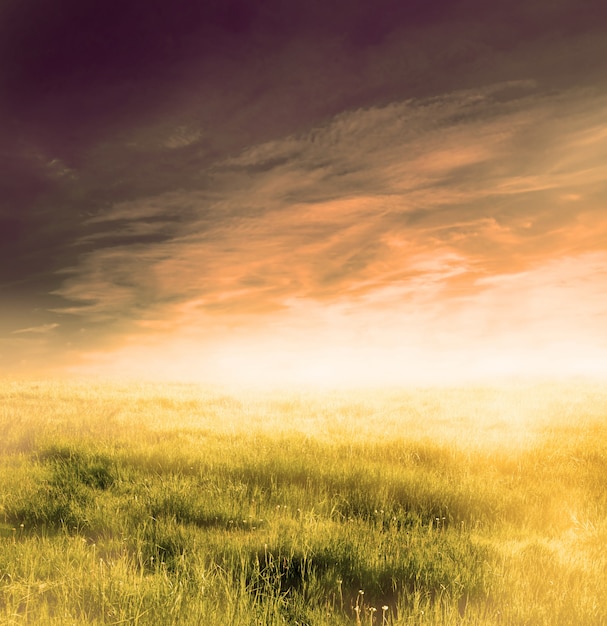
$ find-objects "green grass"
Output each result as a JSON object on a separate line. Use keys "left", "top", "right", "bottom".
{"left": 0, "top": 379, "right": 606, "bottom": 624}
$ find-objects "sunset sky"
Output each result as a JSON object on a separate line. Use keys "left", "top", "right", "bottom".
{"left": 2, "top": 0, "right": 607, "bottom": 386}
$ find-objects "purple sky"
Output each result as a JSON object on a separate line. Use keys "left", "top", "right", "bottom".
{"left": 2, "top": 0, "right": 607, "bottom": 384}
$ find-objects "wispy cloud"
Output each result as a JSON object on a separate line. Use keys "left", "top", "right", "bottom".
{"left": 163, "top": 126, "right": 203, "bottom": 150}
{"left": 52, "top": 81, "right": 607, "bottom": 380}
{"left": 12, "top": 323, "right": 59, "bottom": 335}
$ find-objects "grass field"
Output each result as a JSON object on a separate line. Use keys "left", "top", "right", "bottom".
{"left": 1, "top": 379, "right": 606, "bottom": 625}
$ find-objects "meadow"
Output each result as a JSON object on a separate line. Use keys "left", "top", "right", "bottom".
{"left": 0, "top": 378, "right": 606, "bottom": 625}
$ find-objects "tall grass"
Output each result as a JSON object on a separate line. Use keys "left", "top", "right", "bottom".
{"left": 0, "top": 379, "right": 606, "bottom": 624}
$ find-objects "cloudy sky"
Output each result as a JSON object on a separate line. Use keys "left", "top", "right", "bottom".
{"left": 2, "top": 0, "right": 607, "bottom": 386}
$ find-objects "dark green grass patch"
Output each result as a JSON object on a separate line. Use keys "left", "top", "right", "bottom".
{"left": 5, "top": 446, "right": 118, "bottom": 532}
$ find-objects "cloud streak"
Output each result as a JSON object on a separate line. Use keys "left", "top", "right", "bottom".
{"left": 43, "top": 81, "right": 607, "bottom": 382}
{"left": 12, "top": 323, "right": 59, "bottom": 335}
{"left": 58, "top": 86, "right": 606, "bottom": 289}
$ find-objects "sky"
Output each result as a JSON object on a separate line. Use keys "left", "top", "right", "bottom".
{"left": 2, "top": 0, "right": 607, "bottom": 387}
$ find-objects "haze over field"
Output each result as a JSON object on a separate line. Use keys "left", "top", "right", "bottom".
{"left": 2, "top": 0, "right": 607, "bottom": 386}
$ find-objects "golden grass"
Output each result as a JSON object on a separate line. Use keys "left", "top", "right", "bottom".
{"left": 0, "top": 378, "right": 606, "bottom": 624}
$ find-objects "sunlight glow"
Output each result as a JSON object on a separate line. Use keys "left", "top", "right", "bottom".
{"left": 67, "top": 251, "right": 607, "bottom": 390}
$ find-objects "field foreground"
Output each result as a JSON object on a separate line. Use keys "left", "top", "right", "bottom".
{"left": 1, "top": 379, "right": 607, "bottom": 625}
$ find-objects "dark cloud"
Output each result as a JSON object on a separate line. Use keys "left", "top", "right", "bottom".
{"left": 2, "top": 0, "right": 607, "bottom": 376}
{"left": 44, "top": 84, "right": 607, "bottom": 331}
{"left": 3, "top": 0, "right": 605, "bottom": 160}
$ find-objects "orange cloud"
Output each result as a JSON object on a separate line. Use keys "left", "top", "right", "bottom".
{"left": 51, "top": 81, "right": 607, "bottom": 384}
